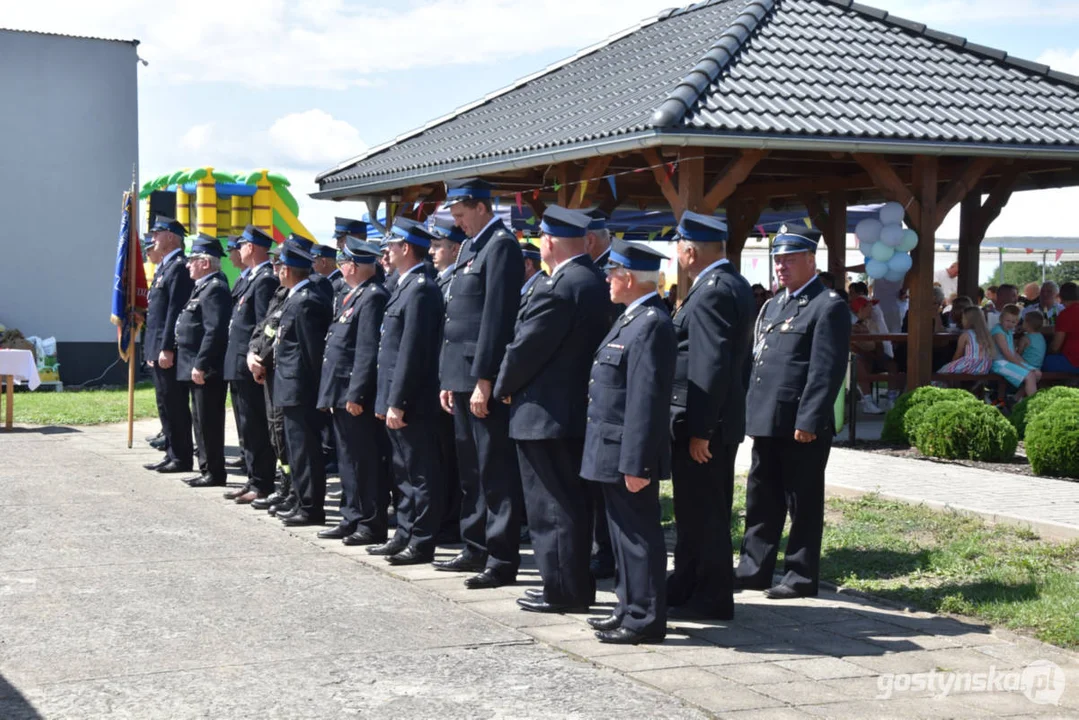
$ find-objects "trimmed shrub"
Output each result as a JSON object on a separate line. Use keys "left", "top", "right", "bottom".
{"left": 1009, "top": 386, "right": 1079, "bottom": 439}
{"left": 913, "top": 400, "right": 1018, "bottom": 462}
{"left": 881, "top": 386, "right": 982, "bottom": 446}
{"left": 1025, "top": 399, "right": 1079, "bottom": 479}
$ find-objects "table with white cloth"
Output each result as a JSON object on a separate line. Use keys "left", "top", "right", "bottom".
{"left": 0, "top": 349, "right": 40, "bottom": 430}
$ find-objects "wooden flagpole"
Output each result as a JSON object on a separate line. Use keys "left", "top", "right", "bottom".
{"left": 126, "top": 179, "right": 138, "bottom": 449}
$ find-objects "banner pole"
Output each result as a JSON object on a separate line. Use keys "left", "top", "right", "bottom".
{"left": 126, "top": 185, "right": 138, "bottom": 449}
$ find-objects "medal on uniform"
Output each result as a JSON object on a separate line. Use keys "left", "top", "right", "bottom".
{"left": 798, "top": 295, "right": 809, "bottom": 307}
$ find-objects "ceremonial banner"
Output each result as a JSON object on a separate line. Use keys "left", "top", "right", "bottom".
{"left": 110, "top": 191, "right": 148, "bottom": 362}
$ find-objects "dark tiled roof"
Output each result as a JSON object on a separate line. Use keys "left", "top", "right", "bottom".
{"left": 0, "top": 27, "right": 139, "bottom": 46}
{"left": 317, "top": 0, "right": 1079, "bottom": 194}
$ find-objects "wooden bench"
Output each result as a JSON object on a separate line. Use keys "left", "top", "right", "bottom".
{"left": 862, "top": 372, "right": 1008, "bottom": 398}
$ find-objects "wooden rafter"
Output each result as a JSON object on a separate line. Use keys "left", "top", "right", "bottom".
{"left": 975, "top": 167, "right": 1021, "bottom": 238}
{"left": 702, "top": 149, "right": 767, "bottom": 213}
{"left": 568, "top": 156, "right": 613, "bottom": 209}
{"left": 933, "top": 157, "right": 995, "bottom": 228}
{"left": 642, "top": 148, "right": 683, "bottom": 216}
{"left": 852, "top": 153, "right": 923, "bottom": 227}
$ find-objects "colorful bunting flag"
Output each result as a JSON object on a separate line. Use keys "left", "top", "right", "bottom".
{"left": 553, "top": 181, "right": 562, "bottom": 192}
{"left": 661, "top": 226, "right": 673, "bottom": 237}
{"left": 532, "top": 189, "right": 540, "bottom": 200}
{"left": 607, "top": 175, "right": 617, "bottom": 199}
{"left": 578, "top": 181, "right": 589, "bottom": 205}
{"left": 515, "top": 192, "right": 523, "bottom": 214}
{"left": 615, "top": 232, "right": 624, "bottom": 240}
{"left": 525, "top": 217, "right": 536, "bottom": 226}
{"left": 1026, "top": 248, "right": 1034, "bottom": 255}
{"left": 1056, "top": 249, "right": 1065, "bottom": 262}
{"left": 803, "top": 217, "right": 813, "bottom": 229}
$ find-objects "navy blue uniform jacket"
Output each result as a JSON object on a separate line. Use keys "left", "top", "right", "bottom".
{"left": 746, "top": 278, "right": 851, "bottom": 439}
{"left": 440, "top": 220, "right": 523, "bottom": 392}
{"left": 225, "top": 263, "right": 279, "bottom": 382}
{"left": 581, "top": 295, "right": 677, "bottom": 484}
{"left": 318, "top": 277, "right": 388, "bottom": 410}
{"left": 494, "top": 256, "right": 611, "bottom": 440}
{"left": 145, "top": 251, "right": 195, "bottom": 359}
{"left": 272, "top": 282, "right": 332, "bottom": 408}
{"left": 175, "top": 272, "right": 232, "bottom": 381}
{"left": 375, "top": 267, "right": 444, "bottom": 419}
{"left": 670, "top": 262, "right": 754, "bottom": 444}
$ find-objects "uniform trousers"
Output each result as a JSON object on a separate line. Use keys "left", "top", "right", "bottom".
{"left": 188, "top": 377, "right": 227, "bottom": 483}
{"left": 232, "top": 373, "right": 275, "bottom": 493}
{"left": 452, "top": 393, "right": 522, "bottom": 576}
{"left": 667, "top": 429, "right": 736, "bottom": 616}
{"left": 150, "top": 360, "right": 170, "bottom": 453}
{"left": 387, "top": 418, "right": 443, "bottom": 555}
{"left": 601, "top": 478, "right": 667, "bottom": 636}
{"left": 736, "top": 435, "right": 831, "bottom": 595}
{"left": 263, "top": 371, "right": 289, "bottom": 495}
{"left": 437, "top": 411, "right": 461, "bottom": 540}
{"left": 589, "top": 485, "right": 614, "bottom": 566}
{"left": 154, "top": 363, "right": 193, "bottom": 464}
{"left": 282, "top": 404, "right": 327, "bottom": 519}
{"left": 517, "top": 439, "right": 593, "bottom": 606}
{"left": 333, "top": 409, "right": 388, "bottom": 539}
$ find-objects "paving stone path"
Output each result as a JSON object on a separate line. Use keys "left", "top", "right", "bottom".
{"left": 1, "top": 418, "right": 1076, "bottom": 718}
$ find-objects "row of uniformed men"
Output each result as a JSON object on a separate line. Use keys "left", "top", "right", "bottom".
{"left": 141, "top": 178, "right": 850, "bottom": 645}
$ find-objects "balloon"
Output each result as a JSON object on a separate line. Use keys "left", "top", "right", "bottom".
{"left": 859, "top": 239, "right": 876, "bottom": 258}
{"left": 870, "top": 242, "right": 895, "bottom": 263}
{"left": 855, "top": 218, "right": 882, "bottom": 245}
{"left": 866, "top": 259, "right": 889, "bottom": 279}
{"left": 897, "top": 229, "right": 919, "bottom": 252}
{"left": 887, "top": 252, "right": 912, "bottom": 274}
{"left": 885, "top": 268, "right": 907, "bottom": 282}
{"left": 879, "top": 201, "right": 905, "bottom": 225}
{"left": 880, "top": 224, "right": 904, "bottom": 247}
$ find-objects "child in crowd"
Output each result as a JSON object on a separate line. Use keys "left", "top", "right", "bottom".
{"left": 1017, "top": 310, "right": 1047, "bottom": 370}
{"left": 938, "top": 306, "right": 992, "bottom": 375}
{"left": 991, "top": 304, "right": 1042, "bottom": 402}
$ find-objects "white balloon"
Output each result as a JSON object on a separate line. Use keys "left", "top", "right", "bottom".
{"left": 897, "top": 229, "right": 919, "bottom": 252}
{"left": 887, "top": 252, "right": 913, "bottom": 273}
{"left": 859, "top": 239, "right": 876, "bottom": 258}
{"left": 879, "top": 201, "right": 905, "bottom": 225}
{"left": 885, "top": 268, "right": 907, "bottom": 282}
{"left": 866, "top": 259, "right": 889, "bottom": 279}
{"left": 870, "top": 242, "right": 895, "bottom": 263}
{"left": 855, "top": 218, "right": 882, "bottom": 245}
{"left": 880, "top": 224, "right": 904, "bottom": 247}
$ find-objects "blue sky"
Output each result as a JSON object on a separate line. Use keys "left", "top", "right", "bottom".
{"left": 7, "top": 0, "right": 1079, "bottom": 275}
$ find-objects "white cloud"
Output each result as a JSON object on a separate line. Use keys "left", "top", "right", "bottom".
{"left": 180, "top": 123, "right": 214, "bottom": 151}
{"left": 1038, "top": 49, "right": 1079, "bottom": 76}
{"left": 267, "top": 110, "right": 367, "bottom": 167}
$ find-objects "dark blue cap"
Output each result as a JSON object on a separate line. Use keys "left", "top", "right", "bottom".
{"left": 226, "top": 235, "right": 241, "bottom": 252}
{"left": 315, "top": 244, "right": 337, "bottom": 260}
{"left": 384, "top": 219, "right": 435, "bottom": 249}
{"left": 142, "top": 233, "right": 155, "bottom": 250}
{"left": 586, "top": 209, "right": 609, "bottom": 231}
{"left": 444, "top": 178, "right": 494, "bottom": 207}
{"left": 428, "top": 218, "right": 467, "bottom": 243}
{"left": 190, "top": 233, "right": 225, "bottom": 258}
{"left": 334, "top": 217, "right": 367, "bottom": 239}
{"left": 240, "top": 225, "right": 274, "bottom": 248}
{"left": 771, "top": 225, "right": 821, "bottom": 256}
{"left": 675, "top": 211, "right": 728, "bottom": 243}
{"left": 520, "top": 243, "right": 541, "bottom": 260}
{"left": 606, "top": 240, "right": 667, "bottom": 272}
{"left": 340, "top": 237, "right": 380, "bottom": 264}
{"left": 279, "top": 244, "right": 313, "bottom": 269}
{"left": 285, "top": 234, "right": 315, "bottom": 254}
{"left": 150, "top": 215, "right": 187, "bottom": 237}
{"left": 540, "top": 205, "right": 591, "bottom": 239}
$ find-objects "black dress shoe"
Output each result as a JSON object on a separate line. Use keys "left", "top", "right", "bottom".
{"left": 516, "top": 598, "right": 590, "bottom": 614}
{"left": 223, "top": 485, "right": 252, "bottom": 500}
{"left": 590, "top": 557, "right": 616, "bottom": 580}
{"left": 587, "top": 615, "right": 622, "bottom": 631}
{"left": 595, "top": 627, "right": 664, "bottom": 645}
{"left": 156, "top": 460, "right": 193, "bottom": 474}
{"left": 145, "top": 432, "right": 164, "bottom": 444}
{"left": 143, "top": 458, "right": 168, "bottom": 471}
{"left": 317, "top": 523, "right": 355, "bottom": 540}
{"left": 149, "top": 437, "right": 168, "bottom": 450}
{"left": 465, "top": 568, "right": 514, "bottom": 590}
{"left": 343, "top": 531, "right": 383, "bottom": 547}
{"left": 524, "top": 588, "right": 544, "bottom": 600}
{"left": 275, "top": 504, "right": 300, "bottom": 520}
{"left": 367, "top": 539, "right": 408, "bottom": 556}
{"left": 432, "top": 552, "right": 487, "bottom": 573}
{"left": 280, "top": 512, "right": 325, "bottom": 527}
{"left": 268, "top": 501, "right": 295, "bottom": 517}
{"left": 386, "top": 546, "right": 434, "bottom": 566}
{"left": 254, "top": 492, "right": 287, "bottom": 511}
{"left": 764, "top": 584, "right": 815, "bottom": 600}
{"left": 668, "top": 604, "right": 734, "bottom": 622}
{"left": 189, "top": 476, "right": 227, "bottom": 488}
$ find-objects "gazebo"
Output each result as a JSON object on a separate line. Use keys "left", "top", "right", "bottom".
{"left": 313, "top": 0, "right": 1079, "bottom": 389}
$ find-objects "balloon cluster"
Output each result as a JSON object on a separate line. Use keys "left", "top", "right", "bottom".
{"left": 855, "top": 202, "right": 918, "bottom": 281}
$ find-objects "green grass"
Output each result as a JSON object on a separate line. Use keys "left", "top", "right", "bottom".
{"left": 11, "top": 383, "right": 160, "bottom": 425}
{"left": 659, "top": 479, "right": 1079, "bottom": 649}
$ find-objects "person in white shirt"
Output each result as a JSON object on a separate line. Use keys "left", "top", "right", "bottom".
{"left": 933, "top": 261, "right": 959, "bottom": 302}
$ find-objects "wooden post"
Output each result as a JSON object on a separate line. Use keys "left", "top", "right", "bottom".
{"left": 957, "top": 192, "right": 982, "bottom": 301}
{"left": 4, "top": 375, "right": 12, "bottom": 431}
{"left": 725, "top": 198, "right": 762, "bottom": 272}
{"left": 907, "top": 156, "right": 938, "bottom": 390}
{"left": 827, "top": 190, "right": 848, "bottom": 287}
{"left": 676, "top": 148, "right": 704, "bottom": 300}
{"left": 126, "top": 189, "right": 138, "bottom": 449}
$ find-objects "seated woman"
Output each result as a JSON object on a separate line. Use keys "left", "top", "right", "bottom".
{"left": 938, "top": 306, "right": 992, "bottom": 376}
{"left": 990, "top": 304, "right": 1042, "bottom": 402}
{"left": 1017, "top": 310, "right": 1047, "bottom": 370}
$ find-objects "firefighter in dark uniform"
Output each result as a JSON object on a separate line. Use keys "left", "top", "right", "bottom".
{"left": 223, "top": 226, "right": 279, "bottom": 503}
{"left": 315, "top": 243, "right": 346, "bottom": 314}
{"left": 175, "top": 234, "right": 232, "bottom": 488}
{"left": 734, "top": 227, "right": 850, "bottom": 599}
{"left": 518, "top": 242, "right": 546, "bottom": 313}
{"left": 272, "top": 242, "right": 333, "bottom": 526}
{"left": 316, "top": 237, "right": 391, "bottom": 545}
{"left": 331, "top": 217, "right": 367, "bottom": 303}
{"left": 434, "top": 178, "right": 525, "bottom": 590}
{"left": 369, "top": 221, "right": 445, "bottom": 565}
{"left": 224, "top": 235, "right": 247, "bottom": 473}
{"left": 142, "top": 215, "right": 195, "bottom": 475}
{"left": 494, "top": 206, "right": 612, "bottom": 614}
{"left": 581, "top": 240, "right": 676, "bottom": 645}
{"left": 142, "top": 233, "right": 168, "bottom": 453}
{"left": 665, "top": 211, "right": 754, "bottom": 621}
{"left": 284, "top": 233, "right": 336, "bottom": 306}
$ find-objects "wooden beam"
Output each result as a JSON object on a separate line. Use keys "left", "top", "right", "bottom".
{"left": 725, "top": 197, "right": 763, "bottom": 272}
{"left": 798, "top": 193, "right": 829, "bottom": 232}
{"left": 934, "top": 157, "right": 995, "bottom": 228}
{"left": 568, "top": 156, "right": 613, "bottom": 209}
{"left": 701, "top": 149, "right": 766, "bottom": 213}
{"left": 957, "top": 192, "right": 982, "bottom": 301}
{"left": 852, "top": 153, "right": 923, "bottom": 229}
{"left": 556, "top": 164, "right": 573, "bottom": 208}
{"left": 415, "top": 183, "right": 445, "bottom": 222}
{"left": 676, "top": 148, "right": 705, "bottom": 301}
{"left": 827, "top": 189, "right": 848, "bottom": 287}
{"left": 906, "top": 156, "right": 938, "bottom": 390}
{"left": 975, "top": 168, "right": 1021, "bottom": 238}
{"left": 642, "top": 148, "right": 684, "bottom": 216}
